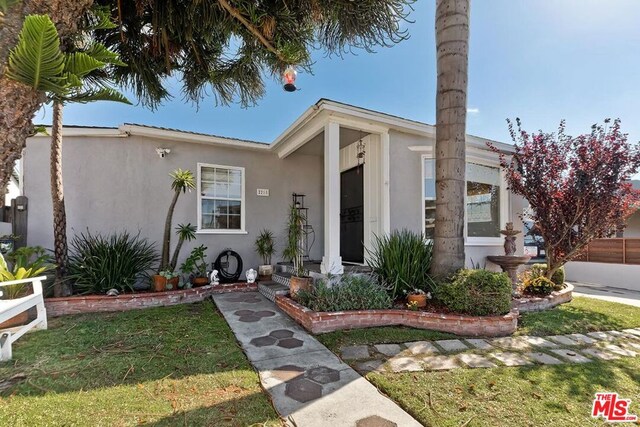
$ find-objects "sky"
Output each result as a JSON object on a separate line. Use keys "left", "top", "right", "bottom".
{"left": 39, "top": 0, "right": 640, "bottom": 145}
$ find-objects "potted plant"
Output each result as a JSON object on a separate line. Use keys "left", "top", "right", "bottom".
{"left": 153, "top": 269, "right": 180, "bottom": 292}
{"left": 255, "top": 229, "right": 275, "bottom": 281}
{"left": 0, "top": 247, "right": 55, "bottom": 328}
{"left": 406, "top": 289, "right": 430, "bottom": 308}
{"left": 283, "top": 204, "right": 311, "bottom": 296}
{"left": 152, "top": 170, "right": 195, "bottom": 288}
{"left": 180, "top": 245, "right": 210, "bottom": 287}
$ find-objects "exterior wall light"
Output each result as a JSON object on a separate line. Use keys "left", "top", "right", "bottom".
{"left": 156, "top": 148, "right": 171, "bottom": 158}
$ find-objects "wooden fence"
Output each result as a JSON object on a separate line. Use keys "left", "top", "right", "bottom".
{"left": 574, "top": 238, "right": 640, "bottom": 264}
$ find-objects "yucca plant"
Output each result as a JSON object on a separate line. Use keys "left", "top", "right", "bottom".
{"left": 169, "top": 223, "right": 197, "bottom": 271}
{"left": 366, "top": 229, "right": 435, "bottom": 300}
{"left": 255, "top": 229, "right": 275, "bottom": 266}
{"left": 283, "top": 205, "right": 306, "bottom": 278}
{"left": 160, "top": 170, "right": 196, "bottom": 271}
{"left": 68, "top": 230, "right": 158, "bottom": 295}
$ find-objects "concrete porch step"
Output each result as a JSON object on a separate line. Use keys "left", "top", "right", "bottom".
{"left": 258, "top": 280, "right": 289, "bottom": 302}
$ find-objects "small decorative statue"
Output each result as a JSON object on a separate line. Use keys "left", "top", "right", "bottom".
{"left": 502, "top": 222, "right": 521, "bottom": 256}
{"left": 209, "top": 269, "right": 220, "bottom": 285}
{"left": 246, "top": 268, "right": 257, "bottom": 284}
{"left": 106, "top": 288, "right": 119, "bottom": 296}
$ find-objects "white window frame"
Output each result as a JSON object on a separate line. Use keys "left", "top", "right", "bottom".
{"left": 421, "top": 154, "right": 436, "bottom": 240}
{"left": 420, "top": 151, "right": 508, "bottom": 246}
{"left": 196, "top": 162, "right": 247, "bottom": 235}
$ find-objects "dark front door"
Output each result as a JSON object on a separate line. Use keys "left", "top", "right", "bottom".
{"left": 340, "top": 166, "right": 364, "bottom": 263}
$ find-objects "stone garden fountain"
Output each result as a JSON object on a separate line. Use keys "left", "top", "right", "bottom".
{"left": 487, "top": 222, "right": 531, "bottom": 295}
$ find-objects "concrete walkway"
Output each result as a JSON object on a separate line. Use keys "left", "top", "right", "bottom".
{"left": 212, "top": 291, "right": 421, "bottom": 427}
{"left": 339, "top": 329, "right": 640, "bottom": 374}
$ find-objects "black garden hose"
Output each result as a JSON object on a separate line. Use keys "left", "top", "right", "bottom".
{"left": 213, "top": 249, "right": 243, "bottom": 283}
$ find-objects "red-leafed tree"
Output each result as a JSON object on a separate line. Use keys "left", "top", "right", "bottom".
{"left": 491, "top": 118, "right": 640, "bottom": 279}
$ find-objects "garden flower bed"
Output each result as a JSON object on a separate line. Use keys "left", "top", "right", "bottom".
{"left": 513, "top": 282, "right": 574, "bottom": 312}
{"left": 45, "top": 282, "right": 255, "bottom": 317}
{"left": 275, "top": 294, "right": 518, "bottom": 337}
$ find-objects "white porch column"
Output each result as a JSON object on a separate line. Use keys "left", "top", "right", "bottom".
{"left": 380, "top": 131, "right": 391, "bottom": 234}
{"left": 321, "top": 121, "right": 344, "bottom": 274}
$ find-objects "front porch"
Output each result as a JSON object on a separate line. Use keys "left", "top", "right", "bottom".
{"left": 272, "top": 108, "right": 393, "bottom": 275}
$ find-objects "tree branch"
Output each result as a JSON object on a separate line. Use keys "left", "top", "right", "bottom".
{"left": 217, "top": 0, "right": 287, "bottom": 64}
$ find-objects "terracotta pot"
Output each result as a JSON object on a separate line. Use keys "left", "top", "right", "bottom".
{"left": 191, "top": 277, "right": 209, "bottom": 287}
{"left": 167, "top": 277, "right": 180, "bottom": 291}
{"left": 407, "top": 294, "right": 427, "bottom": 308}
{"left": 289, "top": 276, "right": 312, "bottom": 296}
{"left": 0, "top": 311, "right": 29, "bottom": 329}
{"left": 152, "top": 275, "right": 167, "bottom": 292}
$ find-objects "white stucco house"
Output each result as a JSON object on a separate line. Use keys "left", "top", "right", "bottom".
{"left": 21, "top": 99, "right": 524, "bottom": 278}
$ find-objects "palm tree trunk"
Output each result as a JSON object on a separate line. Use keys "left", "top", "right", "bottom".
{"left": 50, "top": 101, "right": 68, "bottom": 296}
{"left": 0, "top": 0, "right": 94, "bottom": 208}
{"left": 432, "top": 0, "right": 470, "bottom": 277}
{"left": 160, "top": 190, "right": 180, "bottom": 271}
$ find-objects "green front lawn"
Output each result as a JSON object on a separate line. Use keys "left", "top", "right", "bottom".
{"left": 0, "top": 302, "right": 281, "bottom": 426}
{"left": 317, "top": 297, "right": 640, "bottom": 426}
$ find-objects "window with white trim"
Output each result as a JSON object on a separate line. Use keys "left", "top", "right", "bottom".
{"left": 422, "top": 157, "right": 436, "bottom": 239}
{"left": 198, "top": 163, "right": 245, "bottom": 232}
{"left": 421, "top": 157, "right": 504, "bottom": 240}
{"left": 466, "top": 162, "right": 501, "bottom": 238}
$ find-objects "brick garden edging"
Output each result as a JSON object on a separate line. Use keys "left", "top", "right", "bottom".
{"left": 275, "top": 295, "right": 518, "bottom": 337}
{"left": 513, "top": 283, "right": 574, "bottom": 313}
{"left": 45, "top": 283, "right": 256, "bottom": 317}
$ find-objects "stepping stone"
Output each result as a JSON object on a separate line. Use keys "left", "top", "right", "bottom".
{"left": 388, "top": 356, "right": 423, "bottom": 372}
{"left": 621, "top": 341, "right": 640, "bottom": 351}
{"left": 374, "top": 344, "right": 403, "bottom": 357}
{"left": 606, "top": 330, "right": 630, "bottom": 339}
{"left": 586, "top": 332, "right": 616, "bottom": 341}
{"left": 354, "top": 360, "right": 386, "bottom": 374}
{"left": 405, "top": 341, "right": 439, "bottom": 355}
{"left": 458, "top": 353, "right": 497, "bottom": 368}
{"left": 603, "top": 344, "right": 637, "bottom": 357}
{"left": 567, "top": 333, "right": 597, "bottom": 345}
{"left": 356, "top": 415, "right": 398, "bottom": 427}
{"left": 525, "top": 352, "right": 563, "bottom": 365}
{"left": 550, "top": 349, "right": 592, "bottom": 363}
{"left": 622, "top": 328, "right": 640, "bottom": 337}
{"left": 521, "top": 336, "right": 558, "bottom": 348}
{"left": 435, "top": 339, "right": 469, "bottom": 353}
{"left": 341, "top": 345, "right": 370, "bottom": 360}
{"left": 490, "top": 352, "right": 532, "bottom": 366}
{"left": 423, "top": 355, "right": 460, "bottom": 371}
{"left": 491, "top": 337, "right": 531, "bottom": 350}
{"left": 465, "top": 339, "right": 494, "bottom": 350}
{"left": 547, "top": 335, "right": 580, "bottom": 346}
{"left": 581, "top": 347, "right": 619, "bottom": 361}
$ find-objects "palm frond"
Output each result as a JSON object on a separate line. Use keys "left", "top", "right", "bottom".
{"left": 64, "top": 52, "right": 106, "bottom": 79}
{"left": 84, "top": 42, "right": 126, "bottom": 67}
{"left": 6, "top": 15, "right": 68, "bottom": 93}
{"left": 64, "top": 87, "right": 131, "bottom": 104}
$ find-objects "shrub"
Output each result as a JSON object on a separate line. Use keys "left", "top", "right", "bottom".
{"left": 434, "top": 269, "right": 512, "bottom": 316}
{"left": 366, "top": 229, "right": 434, "bottom": 300}
{"left": 522, "top": 275, "right": 555, "bottom": 296}
{"left": 295, "top": 274, "right": 392, "bottom": 312}
{"left": 68, "top": 230, "right": 158, "bottom": 294}
{"left": 529, "top": 263, "right": 565, "bottom": 287}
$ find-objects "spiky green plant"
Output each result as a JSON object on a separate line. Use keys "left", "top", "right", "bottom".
{"left": 68, "top": 230, "right": 158, "bottom": 294}
{"left": 169, "top": 223, "right": 197, "bottom": 271}
{"left": 283, "top": 205, "right": 306, "bottom": 277}
{"left": 255, "top": 229, "right": 275, "bottom": 265}
{"left": 160, "top": 169, "right": 196, "bottom": 271}
{"left": 366, "top": 229, "right": 435, "bottom": 300}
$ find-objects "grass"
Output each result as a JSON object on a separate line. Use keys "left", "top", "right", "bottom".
{"left": 316, "top": 296, "right": 640, "bottom": 426}
{"left": 516, "top": 296, "right": 640, "bottom": 336}
{"left": 0, "top": 301, "right": 281, "bottom": 426}
{"left": 367, "top": 358, "right": 640, "bottom": 426}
